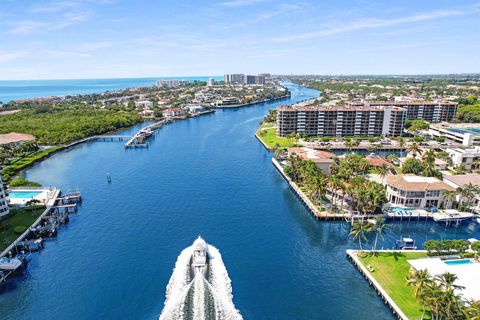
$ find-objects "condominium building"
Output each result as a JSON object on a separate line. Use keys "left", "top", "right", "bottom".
{"left": 224, "top": 74, "right": 244, "bottom": 84}
{"left": 0, "top": 174, "right": 9, "bottom": 218}
{"left": 348, "top": 100, "right": 457, "bottom": 122}
{"left": 255, "top": 75, "right": 265, "bottom": 85}
{"left": 224, "top": 74, "right": 265, "bottom": 85}
{"left": 276, "top": 105, "right": 405, "bottom": 137}
{"left": 385, "top": 174, "right": 454, "bottom": 209}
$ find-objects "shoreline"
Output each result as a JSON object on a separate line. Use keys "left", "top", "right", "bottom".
{"left": 271, "top": 157, "right": 348, "bottom": 220}
{"left": 214, "top": 94, "right": 290, "bottom": 109}
{"left": 346, "top": 249, "right": 428, "bottom": 320}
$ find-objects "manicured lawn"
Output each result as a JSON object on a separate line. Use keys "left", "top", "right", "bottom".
{"left": 0, "top": 206, "right": 45, "bottom": 251}
{"left": 359, "top": 252, "right": 429, "bottom": 320}
{"left": 256, "top": 125, "right": 297, "bottom": 149}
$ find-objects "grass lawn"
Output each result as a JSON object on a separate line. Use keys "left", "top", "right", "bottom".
{"left": 256, "top": 125, "right": 298, "bottom": 149}
{"left": 0, "top": 206, "right": 45, "bottom": 251}
{"left": 359, "top": 251, "right": 429, "bottom": 320}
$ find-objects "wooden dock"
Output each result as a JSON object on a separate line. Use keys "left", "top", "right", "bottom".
{"left": 0, "top": 189, "right": 82, "bottom": 285}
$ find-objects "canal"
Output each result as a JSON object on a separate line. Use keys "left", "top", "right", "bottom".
{"left": 0, "top": 83, "right": 479, "bottom": 319}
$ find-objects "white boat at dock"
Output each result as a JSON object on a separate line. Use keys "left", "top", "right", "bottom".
{"left": 0, "top": 257, "right": 23, "bottom": 272}
{"left": 432, "top": 209, "right": 474, "bottom": 222}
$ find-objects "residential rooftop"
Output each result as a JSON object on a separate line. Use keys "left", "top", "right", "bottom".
{"left": 385, "top": 174, "right": 455, "bottom": 192}
{"left": 443, "top": 173, "right": 480, "bottom": 187}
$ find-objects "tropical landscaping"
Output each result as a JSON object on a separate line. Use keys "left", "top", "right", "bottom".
{"left": 356, "top": 239, "right": 480, "bottom": 320}
{"left": 281, "top": 153, "right": 387, "bottom": 215}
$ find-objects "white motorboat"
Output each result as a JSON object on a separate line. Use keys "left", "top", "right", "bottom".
{"left": 0, "top": 257, "right": 23, "bottom": 272}
{"left": 191, "top": 236, "right": 208, "bottom": 275}
{"left": 432, "top": 210, "right": 474, "bottom": 223}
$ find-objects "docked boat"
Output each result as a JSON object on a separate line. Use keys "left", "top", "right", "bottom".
{"left": 432, "top": 210, "right": 474, "bottom": 223}
{"left": 396, "top": 237, "right": 417, "bottom": 250}
{"left": 191, "top": 236, "right": 208, "bottom": 276}
{"left": 0, "top": 257, "right": 24, "bottom": 273}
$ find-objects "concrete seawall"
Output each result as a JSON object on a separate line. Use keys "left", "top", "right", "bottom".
{"left": 271, "top": 157, "right": 347, "bottom": 220}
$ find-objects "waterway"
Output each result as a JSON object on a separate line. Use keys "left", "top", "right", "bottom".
{"left": 0, "top": 83, "right": 479, "bottom": 319}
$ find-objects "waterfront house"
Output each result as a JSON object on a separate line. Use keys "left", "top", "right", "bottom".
{"left": 385, "top": 174, "right": 455, "bottom": 209}
{"left": 135, "top": 100, "right": 154, "bottom": 108}
{"left": 287, "top": 147, "right": 335, "bottom": 176}
{"left": 184, "top": 104, "right": 205, "bottom": 115}
{"left": 443, "top": 173, "right": 480, "bottom": 213}
{"left": 162, "top": 108, "right": 182, "bottom": 118}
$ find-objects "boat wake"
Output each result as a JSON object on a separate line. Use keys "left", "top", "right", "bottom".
{"left": 159, "top": 237, "right": 243, "bottom": 320}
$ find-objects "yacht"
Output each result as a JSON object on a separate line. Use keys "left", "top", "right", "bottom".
{"left": 432, "top": 210, "right": 474, "bottom": 223}
{"left": 191, "top": 236, "right": 208, "bottom": 275}
{"left": 0, "top": 257, "right": 23, "bottom": 273}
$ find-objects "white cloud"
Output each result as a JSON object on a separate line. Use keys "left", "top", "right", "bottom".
{"left": 6, "top": 11, "right": 91, "bottom": 34}
{"left": 274, "top": 6, "right": 479, "bottom": 42}
{"left": 218, "top": 0, "right": 268, "bottom": 8}
{"left": 0, "top": 51, "right": 25, "bottom": 63}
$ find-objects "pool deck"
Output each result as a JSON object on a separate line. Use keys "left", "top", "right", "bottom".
{"left": 0, "top": 188, "right": 60, "bottom": 259}
{"left": 408, "top": 257, "right": 480, "bottom": 301}
{"left": 8, "top": 187, "right": 59, "bottom": 207}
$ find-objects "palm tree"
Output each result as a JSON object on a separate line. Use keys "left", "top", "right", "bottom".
{"left": 387, "top": 154, "right": 399, "bottom": 164}
{"left": 376, "top": 164, "right": 389, "bottom": 185}
{"left": 441, "top": 190, "right": 457, "bottom": 209}
{"left": 407, "top": 142, "right": 421, "bottom": 158}
{"left": 462, "top": 300, "right": 480, "bottom": 320}
{"left": 435, "top": 272, "right": 465, "bottom": 292}
{"left": 372, "top": 217, "right": 387, "bottom": 252}
{"left": 349, "top": 220, "right": 374, "bottom": 251}
{"left": 406, "top": 269, "right": 433, "bottom": 319}
{"left": 458, "top": 183, "right": 480, "bottom": 211}
{"left": 398, "top": 137, "right": 405, "bottom": 150}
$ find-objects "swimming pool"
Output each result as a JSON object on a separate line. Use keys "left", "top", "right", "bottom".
{"left": 444, "top": 259, "right": 474, "bottom": 266}
{"left": 389, "top": 207, "right": 417, "bottom": 213}
{"left": 8, "top": 191, "right": 42, "bottom": 199}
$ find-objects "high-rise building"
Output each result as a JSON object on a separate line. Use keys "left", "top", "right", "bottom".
{"left": 276, "top": 105, "right": 405, "bottom": 137}
{"left": 348, "top": 100, "right": 457, "bottom": 122}
{"left": 0, "top": 174, "right": 9, "bottom": 218}
{"left": 224, "top": 74, "right": 244, "bottom": 84}
{"left": 244, "top": 75, "right": 256, "bottom": 84}
{"left": 255, "top": 75, "right": 265, "bottom": 85}
{"left": 207, "top": 78, "right": 215, "bottom": 86}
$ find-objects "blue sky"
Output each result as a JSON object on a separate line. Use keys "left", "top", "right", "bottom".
{"left": 0, "top": 0, "right": 479, "bottom": 79}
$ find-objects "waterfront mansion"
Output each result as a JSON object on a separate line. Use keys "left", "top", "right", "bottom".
{"left": 385, "top": 174, "right": 455, "bottom": 209}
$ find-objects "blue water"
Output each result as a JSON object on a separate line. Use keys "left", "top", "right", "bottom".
{"left": 0, "top": 76, "right": 222, "bottom": 103}
{"left": 444, "top": 259, "right": 474, "bottom": 266}
{"left": 0, "top": 83, "right": 479, "bottom": 319}
{"left": 7, "top": 191, "right": 41, "bottom": 199}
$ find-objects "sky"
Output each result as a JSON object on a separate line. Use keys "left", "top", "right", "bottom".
{"left": 0, "top": 0, "right": 479, "bottom": 80}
